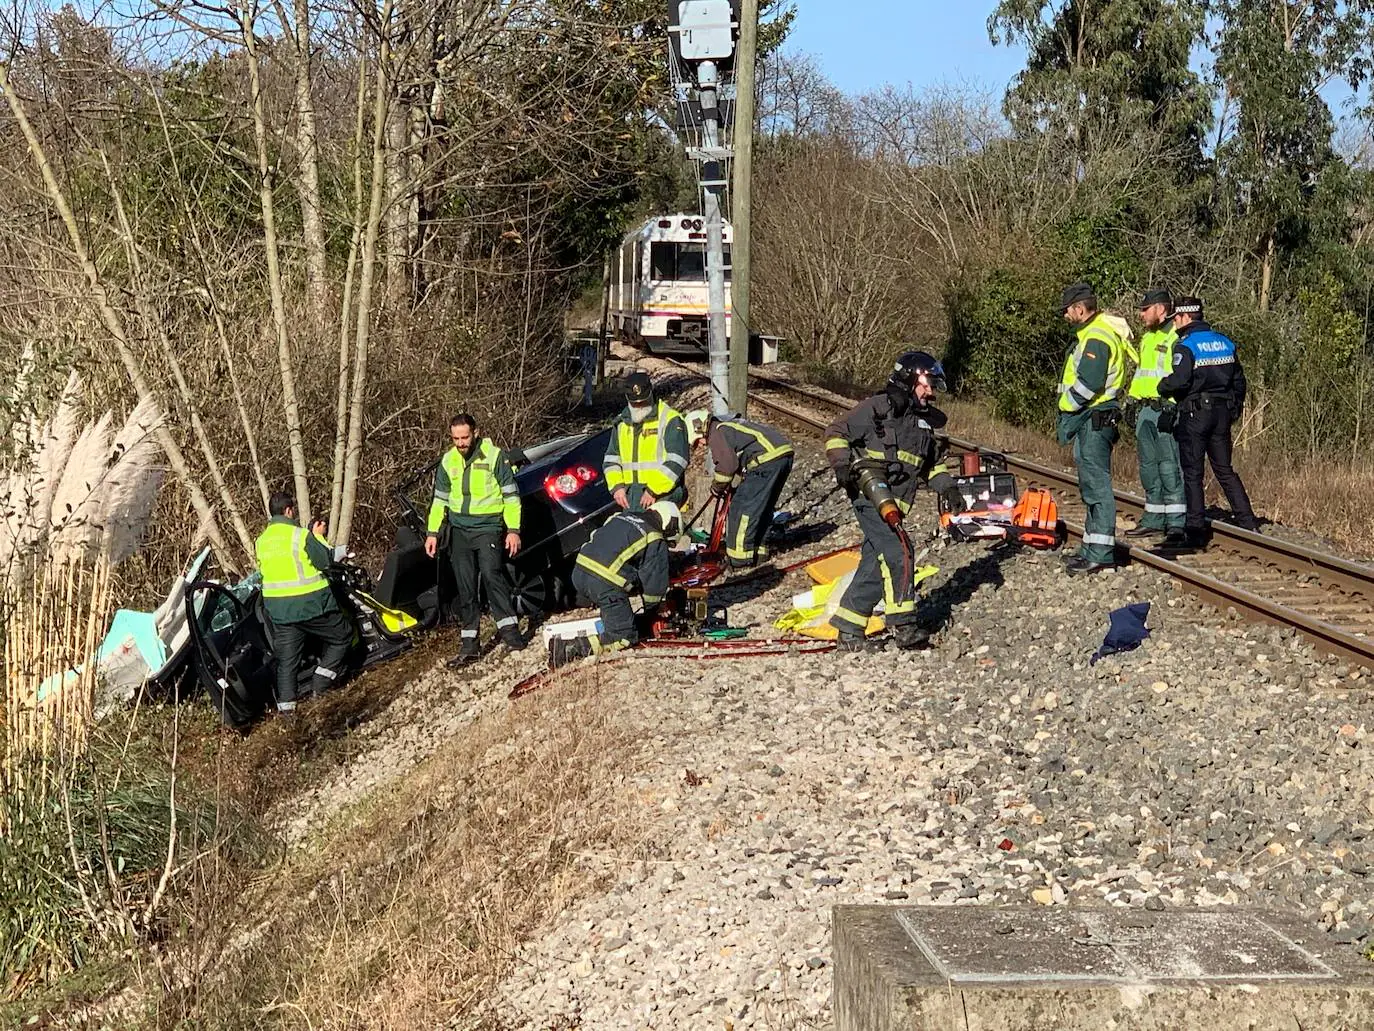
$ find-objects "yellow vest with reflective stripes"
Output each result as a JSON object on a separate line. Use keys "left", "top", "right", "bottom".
{"left": 1128, "top": 325, "right": 1177, "bottom": 399}
{"left": 606, "top": 401, "right": 686, "bottom": 497}
{"left": 427, "top": 438, "right": 521, "bottom": 532}
{"left": 255, "top": 521, "right": 329, "bottom": 599}
{"left": 1059, "top": 314, "right": 1128, "bottom": 412}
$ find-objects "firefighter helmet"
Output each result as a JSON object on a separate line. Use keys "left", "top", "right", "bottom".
{"left": 647, "top": 500, "right": 683, "bottom": 540}
{"left": 684, "top": 409, "right": 711, "bottom": 447}
{"left": 890, "top": 351, "right": 947, "bottom": 393}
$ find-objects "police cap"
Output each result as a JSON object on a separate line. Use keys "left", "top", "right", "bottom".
{"left": 1174, "top": 295, "right": 1203, "bottom": 316}
{"left": 1060, "top": 281, "right": 1096, "bottom": 313}
{"left": 1139, "top": 288, "right": 1172, "bottom": 311}
{"left": 625, "top": 371, "right": 654, "bottom": 404}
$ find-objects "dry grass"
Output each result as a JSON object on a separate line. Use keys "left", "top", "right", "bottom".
{"left": 147, "top": 664, "right": 648, "bottom": 1030}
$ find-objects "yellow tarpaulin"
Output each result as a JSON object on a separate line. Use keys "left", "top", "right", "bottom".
{"left": 775, "top": 549, "right": 939, "bottom": 640}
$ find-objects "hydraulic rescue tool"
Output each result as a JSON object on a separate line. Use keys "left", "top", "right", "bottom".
{"left": 849, "top": 456, "right": 916, "bottom": 590}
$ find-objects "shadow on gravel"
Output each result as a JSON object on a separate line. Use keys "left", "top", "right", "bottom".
{"left": 714, "top": 565, "right": 785, "bottom": 608}
{"left": 919, "top": 544, "right": 1020, "bottom": 632}
{"left": 768, "top": 519, "right": 841, "bottom": 556}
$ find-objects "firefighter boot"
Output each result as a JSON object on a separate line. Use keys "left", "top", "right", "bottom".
{"left": 835, "top": 630, "right": 873, "bottom": 653}
{"left": 499, "top": 625, "right": 527, "bottom": 652}
{"left": 893, "top": 624, "right": 931, "bottom": 650}
{"left": 447, "top": 634, "right": 481, "bottom": 668}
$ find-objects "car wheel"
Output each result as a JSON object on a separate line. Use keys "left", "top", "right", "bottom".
{"left": 509, "top": 565, "right": 551, "bottom": 618}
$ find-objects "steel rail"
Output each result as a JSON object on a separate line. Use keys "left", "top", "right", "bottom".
{"left": 737, "top": 367, "right": 1374, "bottom": 668}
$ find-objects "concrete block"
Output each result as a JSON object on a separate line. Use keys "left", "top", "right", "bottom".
{"left": 833, "top": 905, "right": 1374, "bottom": 1030}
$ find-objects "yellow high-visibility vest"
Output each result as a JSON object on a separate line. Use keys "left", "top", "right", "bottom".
{"left": 255, "top": 522, "right": 328, "bottom": 599}
{"left": 605, "top": 401, "right": 687, "bottom": 497}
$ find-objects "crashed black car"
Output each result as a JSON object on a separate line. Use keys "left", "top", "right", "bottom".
{"left": 374, "top": 429, "right": 617, "bottom": 622}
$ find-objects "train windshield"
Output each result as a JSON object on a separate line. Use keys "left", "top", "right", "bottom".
{"left": 649, "top": 242, "right": 731, "bottom": 282}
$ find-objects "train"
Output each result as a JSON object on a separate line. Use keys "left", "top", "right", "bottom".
{"left": 608, "top": 213, "right": 734, "bottom": 355}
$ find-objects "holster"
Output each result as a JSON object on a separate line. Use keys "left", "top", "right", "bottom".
{"left": 1090, "top": 408, "right": 1121, "bottom": 431}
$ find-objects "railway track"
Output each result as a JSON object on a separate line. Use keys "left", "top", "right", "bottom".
{"left": 670, "top": 360, "right": 1374, "bottom": 669}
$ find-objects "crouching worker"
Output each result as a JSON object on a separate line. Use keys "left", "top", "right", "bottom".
{"left": 254, "top": 492, "right": 353, "bottom": 713}
{"left": 561, "top": 501, "right": 683, "bottom": 661}
{"left": 684, "top": 409, "right": 793, "bottom": 568}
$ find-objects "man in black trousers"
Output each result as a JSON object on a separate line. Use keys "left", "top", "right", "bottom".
{"left": 1158, "top": 295, "right": 1260, "bottom": 547}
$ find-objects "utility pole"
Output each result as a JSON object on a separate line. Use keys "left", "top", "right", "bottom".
{"left": 698, "top": 62, "right": 730, "bottom": 417}
{"left": 668, "top": 0, "right": 739, "bottom": 418}
{"left": 728, "top": 0, "right": 757, "bottom": 415}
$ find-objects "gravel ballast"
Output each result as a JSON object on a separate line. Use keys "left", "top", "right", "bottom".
{"left": 490, "top": 426, "right": 1374, "bottom": 1029}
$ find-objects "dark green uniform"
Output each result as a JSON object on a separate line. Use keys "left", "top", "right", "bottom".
{"left": 254, "top": 516, "right": 353, "bottom": 710}
{"left": 603, "top": 401, "right": 690, "bottom": 511}
{"left": 427, "top": 437, "right": 522, "bottom": 644}
{"left": 1057, "top": 313, "right": 1129, "bottom": 565}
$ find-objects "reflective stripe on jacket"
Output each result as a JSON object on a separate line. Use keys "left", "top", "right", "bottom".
{"left": 574, "top": 511, "right": 670, "bottom": 605}
{"left": 1059, "top": 313, "right": 1129, "bottom": 413}
{"left": 427, "top": 437, "right": 521, "bottom": 533}
{"left": 1128, "top": 324, "right": 1177, "bottom": 400}
{"left": 824, "top": 390, "right": 945, "bottom": 511}
{"left": 256, "top": 520, "right": 329, "bottom": 599}
{"left": 709, "top": 418, "right": 793, "bottom": 483}
{"left": 604, "top": 401, "right": 688, "bottom": 498}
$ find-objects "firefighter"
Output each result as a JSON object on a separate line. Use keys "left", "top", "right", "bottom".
{"left": 1158, "top": 295, "right": 1259, "bottom": 546}
{"left": 423, "top": 413, "right": 525, "bottom": 666}
{"left": 824, "top": 351, "right": 963, "bottom": 651}
{"left": 563, "top": 500, "right": 683, "bottom": 660}
{"left": 684, "top": 409, "right": 793, "bottom": 568}
{"left": 1058, "top": 282, "right": 1131, "bottom": 575}
{"left": 603, "top": 372, "right": 689, "bottom": 513}
{"left": 254, "top": 492, "right": 353, "bottom": 713}
{"left": 1125, "top": 288, "right": 1187, "bottom": 544}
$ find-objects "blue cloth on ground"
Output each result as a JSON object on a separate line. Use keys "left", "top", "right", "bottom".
{"left": 1090, "top": 601, "right": 1151, "bottom": 665}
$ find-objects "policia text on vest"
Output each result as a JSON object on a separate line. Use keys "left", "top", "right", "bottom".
{"left": 425, "top": 415, "right": 527, "bottom": 663}
{"left": 254, "top": 495, "right": 353, "bottom": 712}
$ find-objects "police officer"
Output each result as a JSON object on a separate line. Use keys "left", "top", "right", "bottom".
{"left": 563, "top": 500, "right": 683, "bottom": 660}
{"left": 254, "top": 492, "right": 353, "bottom": 713}
{"left": 604, "top": 372, "right": 689, "bottom": 513}
{"left": 684, "top": 409, "right": 793, "bottom": 568}
{"left": 424, "top": 413, "right": 525, "bottom": 666}
{"left": 824, "top": 351, "right": 962, "bottom": 651}
{"left": 1058, "top": 282, "right": 1130, "bottom": 575}
{"left": 1158, "top": 295, "right": 1259, "bottom": 546}
{"left": 1124, "top": 288, "right": 1187, "bottom": 544}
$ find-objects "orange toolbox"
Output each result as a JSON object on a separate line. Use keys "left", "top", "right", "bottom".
{"left": 938, "top": 450, "right": 1061, "bottom": 549}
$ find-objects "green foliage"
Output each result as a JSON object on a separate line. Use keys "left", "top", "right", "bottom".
{"left": 989, "top": 0, "right": 1211, "bottom": 173}
{"left": 0, "top": 730, "right": 265, "bottom": 999}
{"left": 944, "top": 261, "right": 1070, "bottom": 430}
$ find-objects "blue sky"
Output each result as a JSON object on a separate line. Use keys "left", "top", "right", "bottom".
{"left": 787, "top": 2, "right": 1027, "bottom": 96}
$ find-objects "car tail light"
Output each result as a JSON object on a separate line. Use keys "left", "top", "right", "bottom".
{"left": 544, "top": 464, "right": 599, "bottom": 501}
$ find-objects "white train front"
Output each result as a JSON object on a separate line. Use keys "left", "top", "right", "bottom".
{"left": 608, "top": 214, "right": 733, "bottom": 354}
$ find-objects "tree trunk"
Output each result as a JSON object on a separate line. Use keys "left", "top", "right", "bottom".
{"left": 384, "top": 102, "right": 408, "bottom": 310}
{"left": 336, "top": 0, "right": 395, "bottom": 547}
{"left": 0, "top": 62, "right": 237, "bottom": 568}
{"left": 330, "top": 56, "right": 372, "bottom": 534}
{"left": 242, "top": 5, "right": 314, "bottom": 523}
{"left": 286, "top": 0, "right": 330, "bottom": 324}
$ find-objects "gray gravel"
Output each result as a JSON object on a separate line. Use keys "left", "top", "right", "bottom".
{"left": 492, "top": 427, "right": 1374, "bottom": 1029}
